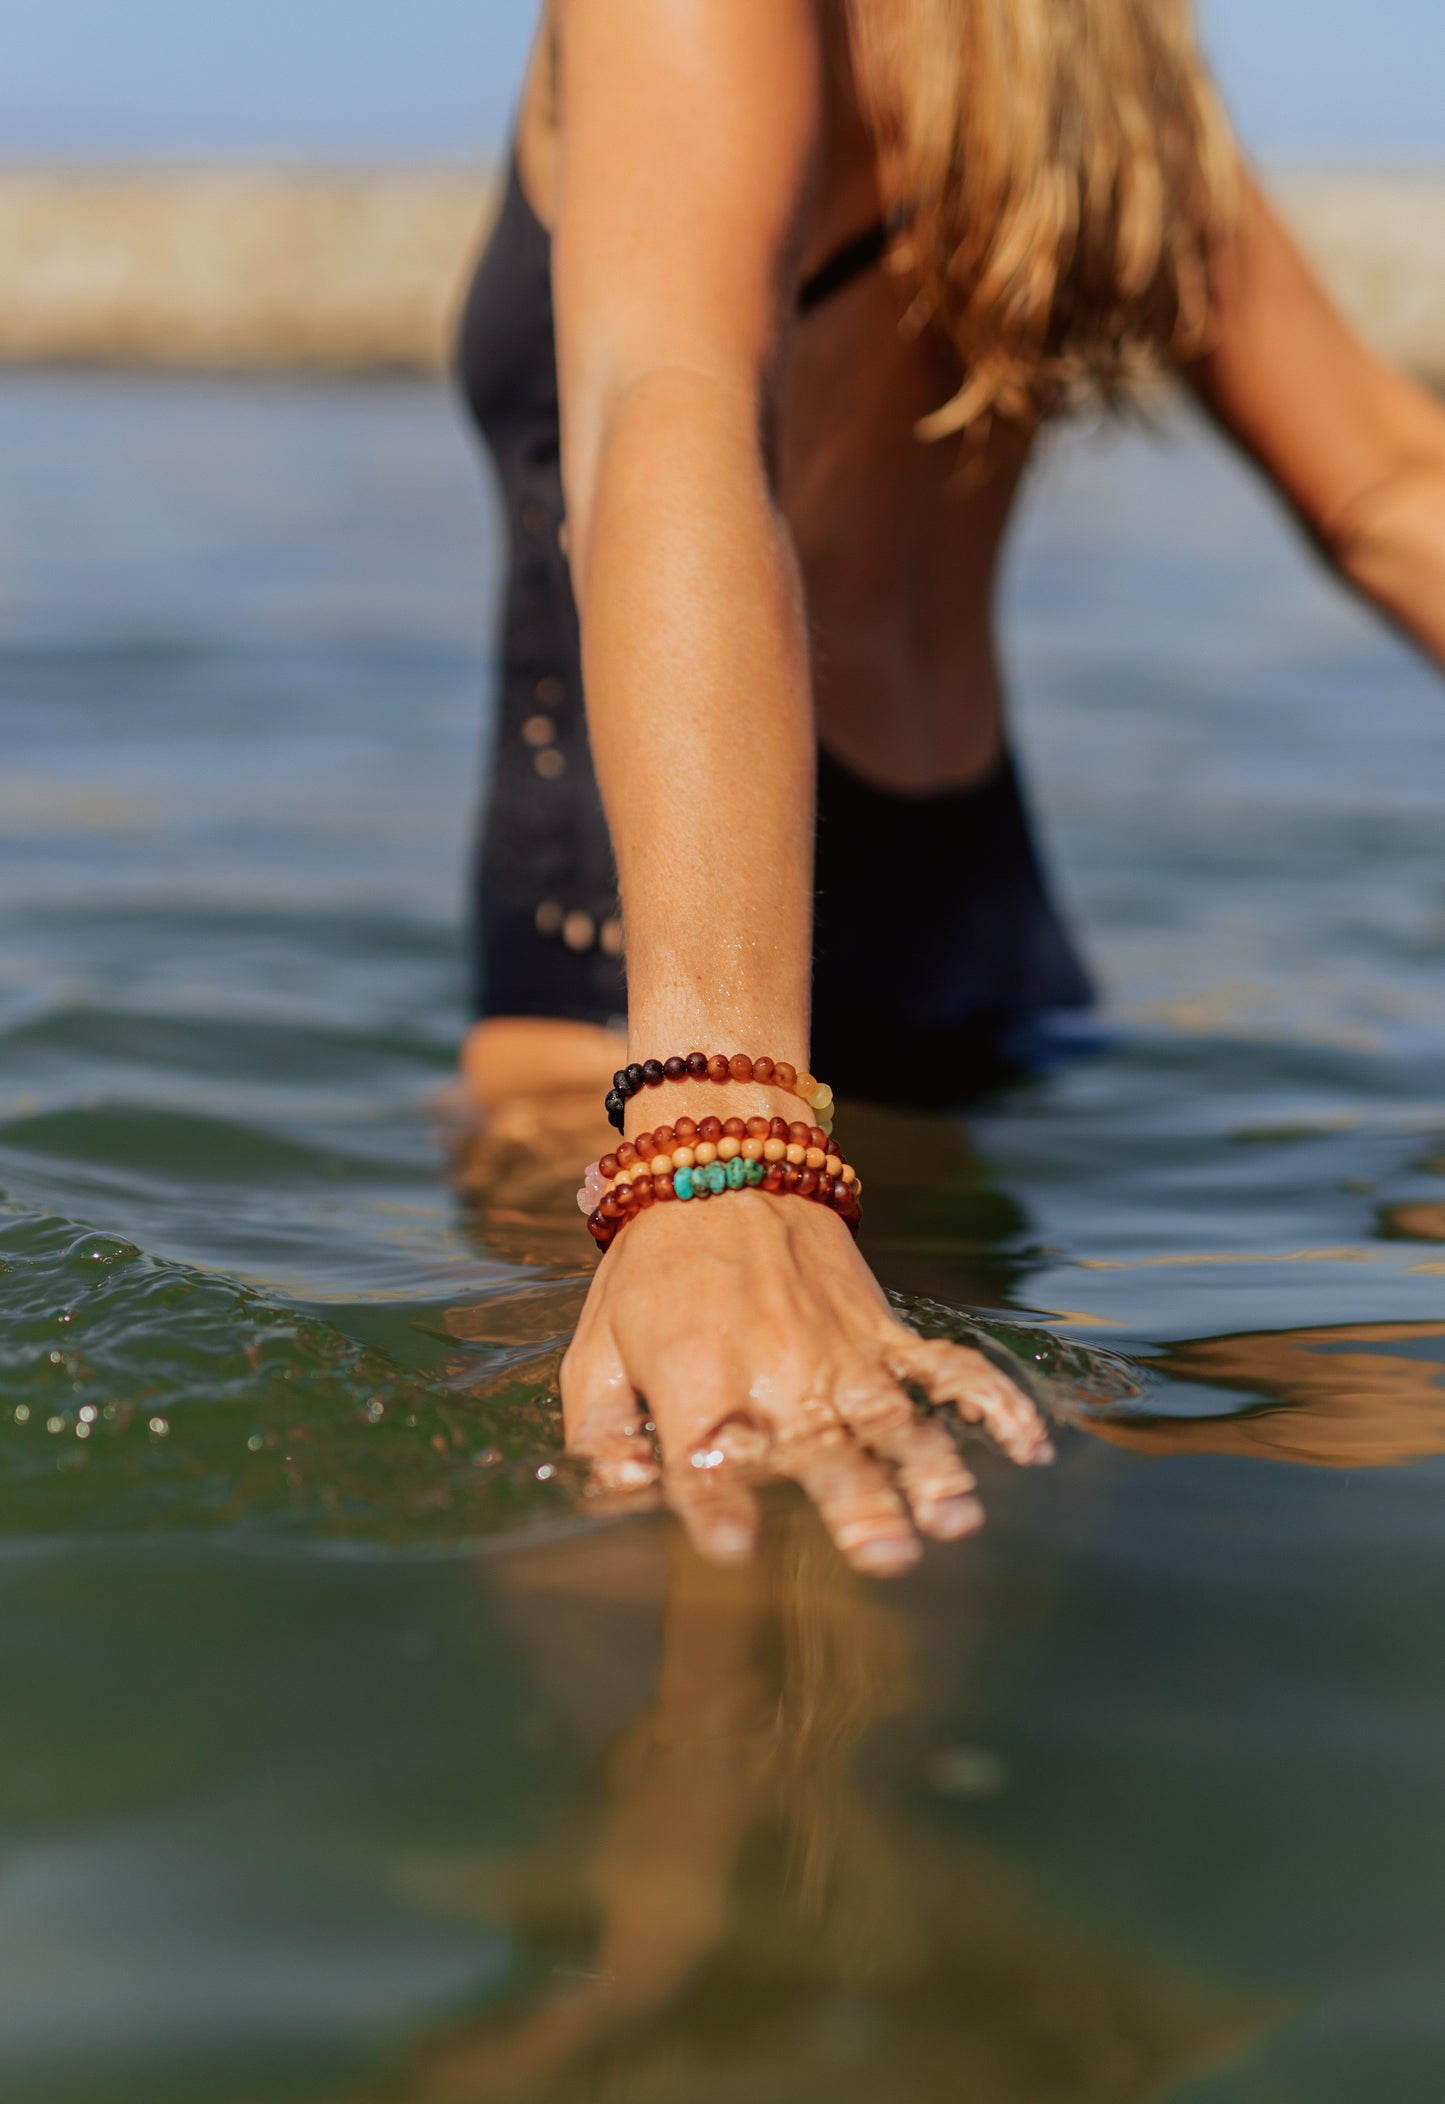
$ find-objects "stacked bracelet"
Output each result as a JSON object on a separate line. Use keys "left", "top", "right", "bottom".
{"left": 578, "top": 1113, "right": 862, "bottom": 1251}
{"left": 605, "top": 1051, "right": 834, "bottom": 1134}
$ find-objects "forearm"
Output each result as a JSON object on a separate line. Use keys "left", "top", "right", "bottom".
{"left": 1326, "top": 457, "right": 1445, "bottom": 667}
{"left": 571, "top": 369, "right": 815, "bottom": 1077}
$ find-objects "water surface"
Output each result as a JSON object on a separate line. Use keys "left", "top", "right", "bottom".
{"left": 4, "top": 373, "right": 1445, "bottom": 2102}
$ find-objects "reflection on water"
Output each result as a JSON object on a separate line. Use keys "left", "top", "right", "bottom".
{"left": 353, "top": 1510, "right": 1280, "bottom": 2104}
{"left": 4, "top": 375, "right": 1445, "bottom": 2098}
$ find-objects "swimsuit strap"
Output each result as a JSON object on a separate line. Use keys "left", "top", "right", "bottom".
{"left": 796, "top": 220, "right": 890, "bottom": 315}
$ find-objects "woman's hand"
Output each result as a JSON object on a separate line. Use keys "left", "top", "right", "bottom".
{"left": 561, "top": 1193, "right": 1053, "bottom": 1576}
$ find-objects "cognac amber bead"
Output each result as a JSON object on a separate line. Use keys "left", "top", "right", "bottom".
{"left": 674, "top": 1116, "right": 698, "bottom": 1144}
{"left": 633, "top": 1176, "right": 654, "bottom": 1206}
{"left": 616, "top": 1182, "right": 637, "bottom": 1209}
{"left": 745, "top": 1116, "right": 770, "bottom": 1139}
{"left": 797, "top": 1169, "right": 819, "bottom": 1197}
{"left": 663, "top": 1056, "right": 687, "bottom": 1083}
{"left": 655, "top": 1172, "right": 676, "bottom": 1200}
{"left": 686, "top": 1052, "right": 709, "bottom": 1079}
{"left": 781, "top": 1165, "right": 802, "bottom": 1192}
{"left": 653, "top": 1124, "right": 676, "bottom": 1152}
{"left": 830, "top": 1183, "right": 852, "bottom": 1210}
{"left": 769, "top": 1117, "right": 790, "bottom": 1140}
{"left": 598, "top": 1153, "right": 620, "bottom": 1180}
{"left": 762, "top": 1164, "right": 785, "bottom": 1192}
{"left": 634, "top": 1132, "right": 655, "bottom": 1162}
{"left": 773, "top": 1061, "right": 797, "bottom": 1091}
{"left": 722, "top": 1117, "right": 746, "bottom": 1139}
{"left": 787, "top": 1122, "right": 810, "bottom": 1147}
{"left": 808, "top": 1127, "right": 828, "bottom": 1152}
{"left": 600, "top": 1192, "right": 625, "bottom": 1220}
{"left": 707, "top": 1054, "right": 731, "bottom": 1083}
{"left": 587, "top": 1210, "right": 610, "bottom": 1245}
{"left": 697, "top": 1115, "right": 723, "bottom": 1143}
{"left": 729, "top": 1052, "right": 753, "bottom": 1083}
{"left": 817, "top": 1172, "right": 836, "bottom": 1202}
{"left": 753, "top": 1055, "right": 775, "bottom": 1083}
{"left": 616, "top": 1141, "right": 638, "bottom": 1168}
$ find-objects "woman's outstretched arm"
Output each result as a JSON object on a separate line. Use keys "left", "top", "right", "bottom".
{"left": 1186, "top": 171, "right": 1445, "bottom": 665}
{"left": 550, "top": 0, "right": 1050, "bottom": 1573}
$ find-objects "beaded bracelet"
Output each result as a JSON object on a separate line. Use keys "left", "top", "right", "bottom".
{"left": 605, "top": 1051, "right": 834, "bottom": 1134}
{"left": 584, "top": 1156, "right": 862, "bottom": 1250}
{"left": 579, "top": 1113, "right": 862, "bottom": 1251}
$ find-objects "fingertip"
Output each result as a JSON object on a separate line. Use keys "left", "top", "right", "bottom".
{"left": 915, "top": 1493, "right": 985, "bottom": 1542}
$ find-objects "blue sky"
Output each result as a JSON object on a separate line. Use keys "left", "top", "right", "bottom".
{"left": 1, "top": 0, "right": 1440, "bottom": 163}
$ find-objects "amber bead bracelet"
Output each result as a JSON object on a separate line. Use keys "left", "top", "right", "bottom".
{"left": 580, "top": 1114, "right": 861, "bottom": 1252}
{"left": 604, "top": 1051, "right": 834, "bottom": 1134}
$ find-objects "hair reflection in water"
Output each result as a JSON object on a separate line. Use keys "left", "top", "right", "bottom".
{"left": 342, "top": 1503, "right": 1277, "bottom": 2104}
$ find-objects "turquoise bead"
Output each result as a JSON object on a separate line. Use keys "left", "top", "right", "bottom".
{"left": 704, "top": 1161, "right": 727, "bottom": 1195}
{"left": 725, "top": 1156, "right": 747, "bottom": 1189}
{"left": 673, "top": 1167, "right": 695, "bottom": 1200}
{"left": 743, "top": 1158, "right": 766, "bottom": 1186}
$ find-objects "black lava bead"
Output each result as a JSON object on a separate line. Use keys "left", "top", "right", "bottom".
{"left": 605, "top": 1089, "right": 626, "bottom": 1131}
{"left": 642, "top": 1059, "right": 665, "bottom": 1087}
{"left": 625, "top": 1063, "right": 645, "bottom": 1093}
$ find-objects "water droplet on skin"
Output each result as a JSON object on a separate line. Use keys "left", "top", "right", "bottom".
{"left": 690, "top": 1447, "right": 726, "bottom": 1470}
{"left": 148, "top": 1417, "right": 169, "bottom": 1437}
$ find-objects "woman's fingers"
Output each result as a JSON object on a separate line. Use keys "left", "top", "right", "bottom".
{"left": 884, "top": 1334, "right": 1054, "bottom": 1467}
{"left": 560, "top": 1329, "right": 660, "bottom": 1493}
{"left": 834, "top": 1375, "right": 984, "bottom": 1542}
{"left": 662, "top": 1443, "right": 764, "bottom": 1567}
{"left": 774, "top": 1426, "right": 922, "bottom": 1577}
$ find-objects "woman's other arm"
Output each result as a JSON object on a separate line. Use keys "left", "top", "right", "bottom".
{"left": 1186, "top": 171, "right": 1445, "bottom": 665}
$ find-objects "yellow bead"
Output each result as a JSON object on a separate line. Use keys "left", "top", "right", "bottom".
{"left": 809, "top": 1083, "right": 833, "bottom": 1112}
{"left": 650, "top": 1154, "right": 672, "bottom": 1177}
{"left": 742, "top": 1137, "right": 765, "bottom": 1161}
{"left": 805, "top": 1147, "right": 826, "bottom": 1170}
{"left": 718, "top": 1135, "right": 741, "bottom": 1161}
{"left": 796, "top": 1072, "right": 817, "bottom": 1098}
{"left": 785, "top": 1143, "right": 806, "bottom": 1166}
{"left": 672, "top": 1146, "right": 696, "bottom": 1170}
{"left": 763, "top": 1137, "right": 786, "bottom": 1163}
{"left": 694, "top": 1142, "right": 718, "bottom": 1165}
{"left": 824, "top": 1153, "right": 843, "bottom": 1178}
{"left": 842, "top": 1163, "right": 858, "bottom": 1186}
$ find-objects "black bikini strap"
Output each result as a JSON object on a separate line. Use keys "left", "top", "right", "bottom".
{"left": 796, "top": 220, "right": 890, "bottom": 315}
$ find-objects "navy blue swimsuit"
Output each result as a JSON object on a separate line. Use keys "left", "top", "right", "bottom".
{"left": 455, "top": 155, "right": 1093, "bottom": 1103}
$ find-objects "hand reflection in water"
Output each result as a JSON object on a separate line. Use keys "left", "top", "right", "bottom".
{"left": 362, "top": 1504, "right": 1274, "bottom": 2104}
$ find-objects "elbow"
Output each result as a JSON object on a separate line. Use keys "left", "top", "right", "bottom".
{"left": 560, "top": 361, "right": 773, "bottom": 605}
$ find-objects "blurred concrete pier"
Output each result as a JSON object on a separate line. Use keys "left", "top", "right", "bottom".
{"left": 0, "top": 166, "right": 1441, "bottom": 382}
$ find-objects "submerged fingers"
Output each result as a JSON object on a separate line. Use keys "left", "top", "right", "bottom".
{"left": 560, "top": 1334, "right": 660, "bottom": 1494}
{"left": 774, "top": 1428, "right": 922, "bottom": 1577}
{"left": 661, "top": 1416, "right": 767, "bottom": 1566}
{"left": 835, "top": 1381, "right": 984, "bottom": 1543}
{"left": 885, "top": 1336, "right": 1054, "bottom": 1468}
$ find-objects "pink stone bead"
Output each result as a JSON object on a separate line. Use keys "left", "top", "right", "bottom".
{"left": 577, "top": 1161, "right": 610, "bottom": 1214}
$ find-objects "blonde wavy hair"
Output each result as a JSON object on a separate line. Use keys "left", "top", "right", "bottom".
{"left": 846, "top": 0, "right": 1241, "bottom": 437}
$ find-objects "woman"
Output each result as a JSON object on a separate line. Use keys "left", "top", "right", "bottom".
{"left": 456, "top": 0, "right": 1445, "bottom": 1575}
